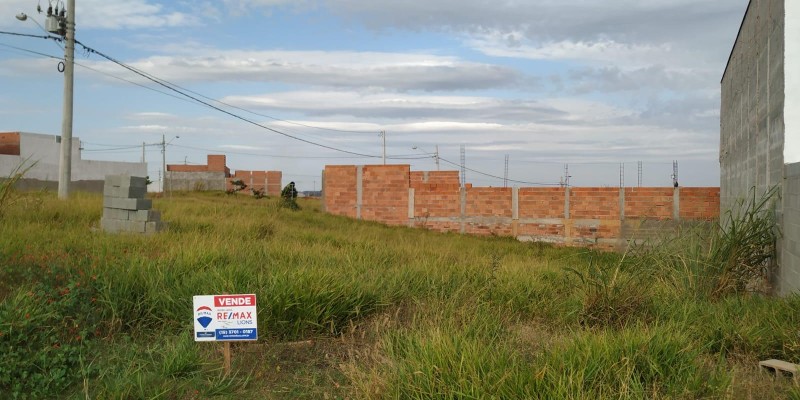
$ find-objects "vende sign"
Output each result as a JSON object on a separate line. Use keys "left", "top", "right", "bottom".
{"left": 193, "top": 294, "right": 258, "bottom": 342}
{"left": 215, "top": 295, "right": 255, "bottom": 307}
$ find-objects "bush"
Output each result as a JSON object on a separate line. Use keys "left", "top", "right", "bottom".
{"left": 636, "top": 186, "right": 779, "bottom": 300}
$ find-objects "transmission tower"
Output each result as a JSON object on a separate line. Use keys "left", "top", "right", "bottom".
{"left": 460, "top": 145, "right": 466, "bottom": 188}
{"left": 671, "top": 160, "right": 679, "bottom": 188}
{"left": 503, "top": 154, "right": 509, "bottom": 187}
{"left": 637, "top": 161, "right": 642, "bottom": 187}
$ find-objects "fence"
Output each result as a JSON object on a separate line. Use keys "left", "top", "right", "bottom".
{"left": 323, "top": 165, "right": 719, "bottom": 250}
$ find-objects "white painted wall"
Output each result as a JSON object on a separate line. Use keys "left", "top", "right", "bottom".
{"left": 786, "top": 0, "right": 800, "bottom": 163}
{"left": 0, "top": 132, "right": 146, "bottom": 181}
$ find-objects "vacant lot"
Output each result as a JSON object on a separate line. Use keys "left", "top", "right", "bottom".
{"left": 1, "top": 191, "right": 798, "bottom": 399}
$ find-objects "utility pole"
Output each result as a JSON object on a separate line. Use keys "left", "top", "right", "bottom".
{"left": 434, "top": 145, "right": 440, "bottom": 171}
{"left": 161, "top": 134, "right": 166, "bottom": 194}
{"left": 380, "top": 130, "right": 386, "bottom": 165}
{"left": 619, "top": 163, "right": 625, "bottom": 188}
{"left": 57, "top": 0, "right": 75, "bottom": 199}
{"left": 141, "top": 142, "right": 146, "bottom": 163}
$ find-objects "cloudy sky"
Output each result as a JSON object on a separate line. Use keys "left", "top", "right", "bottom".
{"left": 0, "top": 0, "right": 749, "bottom": 189}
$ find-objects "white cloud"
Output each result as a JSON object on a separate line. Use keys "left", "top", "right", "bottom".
{"left": 0, "top": 0, "right": 200, "bottom": 30}
{"left": 469, "top": 35, "right": 673, "bottom": 67}
{"left": 65, "top": 49, "right": 520, "bottom": 91}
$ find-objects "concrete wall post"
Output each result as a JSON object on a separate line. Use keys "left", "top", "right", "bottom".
{"left": 408, "top": 188, "right": 415, "bottom": 227}
{"left": 356, "top": 165, "right": 363, "bottom": 220}
{"left": 320, "top": 170, "right": 325, "bottom": 212}
{"left": 512, "top": 186, "right": 519, "bottom": 236}
{"left": 460, "top": 186, "right": 466, "bottom": 234}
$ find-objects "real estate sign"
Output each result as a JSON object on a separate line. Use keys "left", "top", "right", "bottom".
{"left": 193, "top": 294, "right": 258, "bottom": 341}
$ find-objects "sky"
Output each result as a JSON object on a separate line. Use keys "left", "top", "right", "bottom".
{"left": 0, "top": 0, "right": 750, "bottom": 190}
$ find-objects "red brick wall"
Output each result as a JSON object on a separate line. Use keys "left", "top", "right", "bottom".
{"left": 570, "top": 188, "right": 620, "bottom": 219}
{"left": 625, "top": 188, "right": 673, "bottom": 219}
{"left": 414, "top": 184, "right": 461, "bottom": 217}
{"left": 466, "top": 187, "right": 512, "bottom": 217}
{"left": 267, "top": 171, "right": 282, "bottom": 196}
{"left": 324, "top": 165, "right": 359, "bottom": 218}
{"left": 410, "top": 171, "right": 460, "bottom": 186}
{"left": 167, "top": 165, "right": 207, "bottom": 172}
{"left": 517, "top": 223, "right": 565, "bottom": 237}
{"left": 519, "top": 188, "right": 565, "bottom": 218}
{"left": 208, "top": 155, "right": 227, "bottom": 172}
{"left": 428, "top": 171, "right": 460, "bottom": 184}
{"left": 361, "top": 165, "right": 410, "bottom": 226}
{"left": 0, "top": 132, "right": 20, "bottom": 156}
{"left": 679, "top": 187, "right": 720, "bottom": 220}
{"left": 323, "top": 164, "right": 720, "bottom": 249}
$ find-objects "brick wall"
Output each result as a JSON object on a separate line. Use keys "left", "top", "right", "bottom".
{"left": 267, "top": 171, "right": 282, "bottom": 196}
{"left": 0, "top": 132, "right": 20, "bottom": 156}
{"left": 518, "top": 188, "right": 565, "bottom": 218}
{"left": 570, "top": 188, "right": 621, "bottom": 219}
{"left": 323, "top": 164, "right": 721, "bottom": 250}
{"left": 228, "top": 170, "right": 283, "bottom": 196}
{"left": 679, "top": 187, "right": 720, "bottom": 220}
{"left": 168, "top": 165, "right": 207, "bottom": 173}
{"left": 362, "top": 165, "right": 409, "bottom": 226}
{"left": 166, "top": 154, "right": 281, "bottom": 194}
{"left": 625, "top": 188, "right": 673, "bottom": 219}
{"left": 414, "top": 184, "right": 461, "bottom": 217}
{"left": 208, "top": 155, "right": 227, "bottom": 173}
{"left": 324, "top": 165, "right": 359, "bottom": 218}
{"left": 411, "top": 171, "right": 460, "bottom": 186}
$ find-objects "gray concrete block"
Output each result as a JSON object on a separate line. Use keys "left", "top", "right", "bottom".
{"left": 105, "top": 175, "right": 148, "bottom": 189}
{"left": 102, "top": 208, "right": 131, "bottom": 221}
{"left": 101, "top": 217, "right": 122, "bottom": 233}
{"left": 103, "top": 184, "right": 147, "bottom": 199}
{"left": 101, "top": 217, "right": 146, "bottom": 233}
{"left": 132, "top": 209, "right": 160, "bottom": 222}
{"left": 103, "top": 196, "right": 152, "bottom": 211}
{"left": 144, "top": 221, "right": 163, "bottom": 234}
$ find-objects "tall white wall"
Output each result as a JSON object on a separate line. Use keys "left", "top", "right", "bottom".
{"left": 786, "top": 1, "right": 800, "bottom": 163}
{"left": 0, "top": 132, "right": 146, "bottom": 184}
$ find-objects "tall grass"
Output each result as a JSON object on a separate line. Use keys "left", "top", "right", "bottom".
{"left": 1, "top": 189, "right": 799, "bottom": 398}
{"left": 0, "top": 159, "right": 35, "bottom": 217}
{"left": 635, "top": 186, "right": 779, "bottom": 300}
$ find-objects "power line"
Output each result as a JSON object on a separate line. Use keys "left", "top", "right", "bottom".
{"left": 439, "top": 156, "right": 561, "bottom": 187}
{"left": 0, "top": 30, "right": 386, "bottom": 156}
{"left": 75, "top": 41, "right": 386, "bottom": 158}
{"left": 170, "top": 143, "right": 428, "bottom": 160}
{"left": 0, "top": 30, "right": 60, "bottom": 41}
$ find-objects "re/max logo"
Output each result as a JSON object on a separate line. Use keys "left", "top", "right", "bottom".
{"left": 217, "top": 311, "right": 253, "bottom": 320}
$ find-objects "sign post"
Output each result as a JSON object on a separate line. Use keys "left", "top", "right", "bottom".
{"left": 193, "top": 294, "right": 258, "bottom": 375}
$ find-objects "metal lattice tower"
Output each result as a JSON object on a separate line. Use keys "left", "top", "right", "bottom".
{"left": 503, "top": 154, "right": 509, "bottom": 187}
{"left": 460, "top": 145, "right": 466, "bottom": 188}
{"left": 672, "top": 160, "right": 679, "bottom": 187}
{"left": 637, "top": 161, "right": 643, "bottom": 187}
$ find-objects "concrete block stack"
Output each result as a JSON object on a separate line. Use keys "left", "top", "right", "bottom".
{"left": 101, "top": 175, "right": 163, "bottom": 234}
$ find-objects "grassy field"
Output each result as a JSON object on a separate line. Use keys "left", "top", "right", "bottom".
{"left": 1, "top": 189, "right": 799, "bottom": 399}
